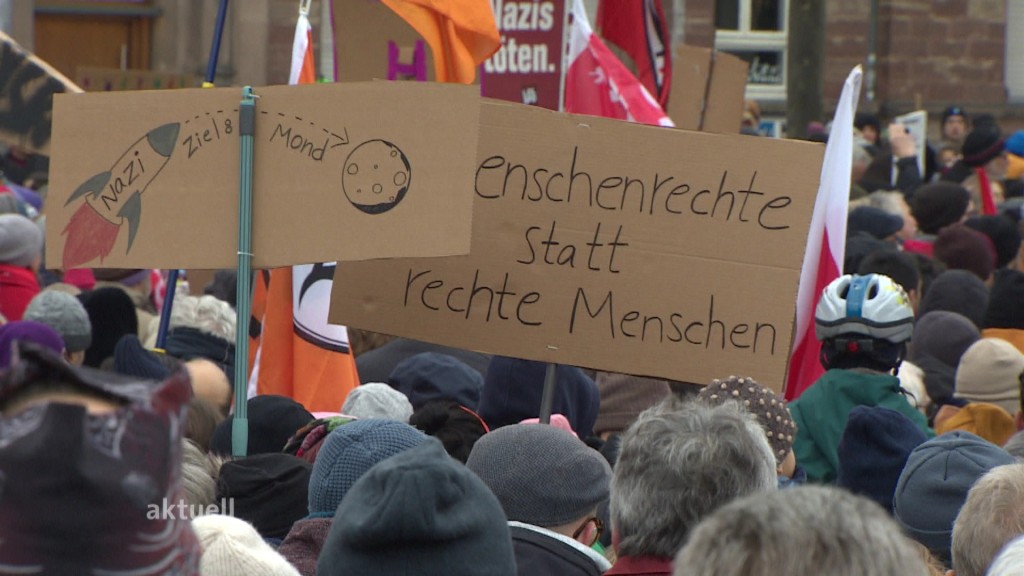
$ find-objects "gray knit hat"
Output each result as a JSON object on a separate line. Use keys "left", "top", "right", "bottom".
{"left": 0, "top": 213, "right": 42, "bottom": 266}
{"left": 893, "top": 431, "right": 1014, "bottom": 560}
{"left": 23, "top": 291, "right": 92, "bottom": 352}
{"left": 466, "top": 423, "right": 611, "bottom": 527}
{"left": 307, "top": 419, "right": 428, "bottom": 516}
{"left": 341, "top": 383, "right": 414, "bottom": 422}
{"left": 318, "top": 439, "right": 517, "bottom": 576}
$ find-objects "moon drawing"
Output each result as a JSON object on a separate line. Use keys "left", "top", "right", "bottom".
{"left": 342, "top": 139, "right": 412, "bottom": 215}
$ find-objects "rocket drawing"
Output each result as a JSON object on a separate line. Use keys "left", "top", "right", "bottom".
{"left": 62, "top": 122, "right": 180, "bottom": 269}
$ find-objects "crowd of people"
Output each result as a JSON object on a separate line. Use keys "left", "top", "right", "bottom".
{"left": 0, "top": 104, "right": 1023, "bottom": 575}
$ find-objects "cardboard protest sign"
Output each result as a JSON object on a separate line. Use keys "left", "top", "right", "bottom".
{"left": 0, "top": 31, "right": 82, "bottom": 156}
{"left": 76, "top": 67, "right": 198, "bottom": 92}
{"left": 668, "top": 45, "right": 748, "bottom": 134}
{"left": 481, "top": 0, "right": 565, "bottom": 109}
{"left": 333, "top": 0, "right": 435, "bottom": 82}
{"left": 46, "top": 81, "right": 479, "bottom": 270}
{"left": 331, "top": 101, "right": 824, "bottom": 390}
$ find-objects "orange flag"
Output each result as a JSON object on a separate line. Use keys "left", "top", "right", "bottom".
{"left": 246, "top": 10, "right": 360, "bottom": 412}
{"left": 381, "top": 0, "right": 500, "bottom": 83}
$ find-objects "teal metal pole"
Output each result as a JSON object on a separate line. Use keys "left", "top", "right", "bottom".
{"left": 232, "top": 86, "right": 256, "bottom": 457}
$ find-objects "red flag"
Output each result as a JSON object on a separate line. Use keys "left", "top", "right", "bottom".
{"left": 246, "top": 10, "right": 360, "bottom": 412}
{"left": 597, "top": 0, "right": 672, "bottom": 109}
{"left": 565, "top": 0, "right": 672, "bottom": 127}
{"left": 784, "top": 67, "right": 863, "bottom": 400}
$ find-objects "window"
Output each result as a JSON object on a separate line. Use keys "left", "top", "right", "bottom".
{"left": 713, "top": 0, "right": 788, "bottom": 102}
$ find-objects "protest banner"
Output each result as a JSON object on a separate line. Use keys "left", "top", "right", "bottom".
{"left": 332, "top": 0, "right": 435, "bottom": 81}
{"left": 668, "top": 45, "right": 748, "bottom": 134}
{"left": 0, "top": 31, "right": 82, "bottom": 156}
{"left": 331, "top": 101, "right": 824, "bottom": 390}
{"left": 76, "top": 67, "right": 198, "bottom": 92}
{"left": 480, "top": 0, "right": 565, "bottom": 109}
{"left": 45, "top": 81, "right": 480, "bottom": 270}
{"left": 894, "top": 110, "right": 927, "bottom": 179}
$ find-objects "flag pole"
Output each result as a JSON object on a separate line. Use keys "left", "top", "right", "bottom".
{"left": 156, "top": 0, "right": 231, "bottom": 351}
{"left": 232, "top": 86, "right": 257, "bottom": 457}
{"left": 557, "top": 0, "right": 572, "bottom": 113}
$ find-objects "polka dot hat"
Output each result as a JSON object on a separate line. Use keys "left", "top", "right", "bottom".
{"left": 697, "top": 376, "right": 797, "bottom": 464}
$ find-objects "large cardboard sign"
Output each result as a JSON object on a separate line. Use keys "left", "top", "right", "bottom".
{"left": 331, "top": 101, "right": 824, "bottom": 389}
{"left": 46, "top": 82, "right": 479, "bottom": 270}
{"left": 668, "top": 45, "right": 748, "bottom": 134}
{"left": 76, "top": 67, "right": 198, "bottom": 92}
{"left": 333, "top": 0, "right": 435, "bottom": 82}
{"left": 0, "top": 31, "right": 82, "bottom": 156}
{"left": 480, "top": 0, "right": 565, "bottom": 109}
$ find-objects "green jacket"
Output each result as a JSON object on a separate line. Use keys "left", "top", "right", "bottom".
{"left": 790, "top": 369, "right": 933, "bottom": 484}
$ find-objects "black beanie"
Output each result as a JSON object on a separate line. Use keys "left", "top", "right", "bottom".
{"left": 965, "top": 215, "right": 1022, "bottom": 269}
{"left": 112, "top": 334, "right": 170, "bottom": 380}
{"left": 962, "top": 123, "right": 1004, "bottom": 168}
{"left": 919, "top": 270, "right": 990, "bottom": 329}
{"left": 984, "top": 268, "right": 1024, "bottom": 330}
{"left": 77, "top": 287, "right": 139, "bottom": 368}
{"left": 911, "top": 182, "right": 971, "bottom": 235}
{"left": 210, "top": 395, "right": 314, "bottom": 456}
{"left": 215, "top": 453, "right": 312, "bottom": 540}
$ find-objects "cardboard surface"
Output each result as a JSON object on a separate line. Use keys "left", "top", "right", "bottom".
{"left": 333, "top": 0, "right": 435, "bottom": 82}
{"left": 331, "top": 101, "right": 824, "bottom": 390}
{"left": 667, "top": 45, "right": 747, "bottom": 134}
{"left": 480, "top": 0, "right": 565, "bottom": 109}
{"left": 46, "top": 81, "right": 479, "bottom": 269}
{"left": 0, "top": 31, "right": 82, "bottom": 156}
{"left": 76, "top": 67, "right": 198, "bottom": 92}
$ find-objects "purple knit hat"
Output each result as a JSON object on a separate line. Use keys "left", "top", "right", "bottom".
{"left": 0, "top": 320, "right": 64, "bottom": 368}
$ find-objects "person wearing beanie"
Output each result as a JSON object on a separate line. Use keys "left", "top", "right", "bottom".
{"left": 317, "top": 439, "right": 518, "bottom": 576}
{"left": 113, "top": 334, "right": 171, "bottom": 380}
{"left": 933, "top": 224, "right": 997, "bottom": 282}
{"left": 92, "top": 268, "right": 159, "bottom": 343}
{"left": 386, "top": 352, "right": 484, "bottom": 410}
{"left": 356, "top": 336, "right": 492, "bottom": 385}
{"left": 954, "top": 338, "right": 1024, "bottom": 417}
{"left": 893, "top": 431, "right": 1015, "bottom": 564}
{"left": 466, "top": 424, "right": 612, "bottom": 576}
{"left": 941, "top": 106, "right": 969, "bottom": 153}
{"left": 479, "top": 357, "right": 600, "bottom": 439}
{"left": 592, "top": 372, "right": 670, "bottom": 439}
{"left": 23, "top": 289, "right": 92, "bottom": 365}
{"left": 697, "top": 376, "right": 801, "bottom": 486}
{"left": 409, "top": 400, "right": 489, "bottom": 463}
{"left": 78, "top": 286, "right": 139, "bottom": 368}
{"left": 191, "top": 515, "right": 301, "bottom": 576}
{"left": 957, "top": 123, "right": 1008, "bottom": 216}
{"left": 935, "top": 402, "right": 1016, "bottom": 446}
{"left": 341, "top": 382, "right": 414, "bottom": 421}
{"left": 907, "top": 311, "right": 980, "bottom": 411}
{"left": 210, "top": 395, "right": 314, "bottom": 456}
{"left": 1005, "top": 130, "right": 1024, "bottom": 180}
{"left": 919, "top": 270, "right": 990, "bottom": 329}
{"left": 0, "top": 213, "right": 42, "bottom": 321}
{"left": 0, "top": 342, "right": 200, "bottom": 573}
{"left": 278, "top": 419, "right": 429, "bottom": 575}
{"left": 982, "top": 268, "right": 1024, "bottom": 354}
{"left": 836, "top": 406, "right": 928, "bottom": 513}
{"left": 906, "top": 182, "right": 971, "bottom": 256}
{"left": 0, "top": 320, "right": 64, "bottom": 369}
{"left": 965, "top": 214, "right": 1022, "bottom": 270}
{"left": 215, "top": 453, "right": 313, "bottom": 544}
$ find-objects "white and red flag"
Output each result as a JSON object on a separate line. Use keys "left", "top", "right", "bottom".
{"left": 564, "top": 0, "right": 672, "bottom": 127}
{"left": 784, "top": 66, "right": 863, "bottom": 400}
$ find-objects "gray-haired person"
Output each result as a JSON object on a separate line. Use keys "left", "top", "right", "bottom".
{"left": 675, "top": 485, "right": 929, "bottom": 576}
{"left": 950, "top": 463, "right": 1024, "bottom": 576}
{"left": 606, "top": 401, "right": 776, "bottom": 576}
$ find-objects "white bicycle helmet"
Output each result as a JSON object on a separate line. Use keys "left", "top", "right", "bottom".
{"left": 815, "top": 274, "right": 914, "bottom": 344}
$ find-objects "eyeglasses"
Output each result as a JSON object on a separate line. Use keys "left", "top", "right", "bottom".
{"left": 571, "top": 516, "right": 604, "bottom": 547}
